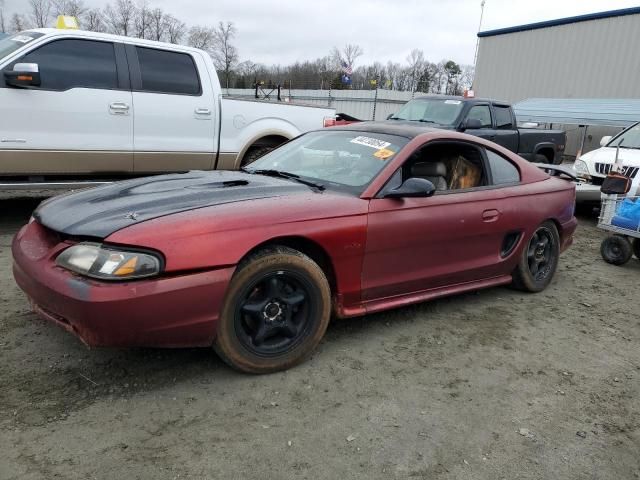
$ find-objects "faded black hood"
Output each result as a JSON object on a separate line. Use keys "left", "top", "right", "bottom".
{"left": 35, "top": 170, "right": 310, "bottom": 238}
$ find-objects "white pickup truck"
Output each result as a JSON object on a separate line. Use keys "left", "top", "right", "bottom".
{"left": 0, "top": 28, "right": 335, "bottom": 189}
{"left": 573, "top": 122, "right": 640, "bottom": 203}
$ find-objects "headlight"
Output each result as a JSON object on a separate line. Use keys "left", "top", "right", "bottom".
{"left": 573, "top": 159, "right": 590, "bottom": 179}
{"left": 56, "top": 243, "right": 162, "bottom": 280}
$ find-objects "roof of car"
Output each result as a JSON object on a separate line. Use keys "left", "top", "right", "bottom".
{"left": 411, "top": 94, "right": 506, "bottom": 105}
{"left": 330, "top": 121, "right": 443, "bottom": 139}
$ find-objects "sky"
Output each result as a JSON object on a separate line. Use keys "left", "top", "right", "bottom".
{"left": 3, "top": 0, "right": 639, "bottom": 66}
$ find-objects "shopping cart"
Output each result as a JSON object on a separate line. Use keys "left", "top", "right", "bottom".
{"left": 598, "top": 195, "right": 640, "bottom": 265}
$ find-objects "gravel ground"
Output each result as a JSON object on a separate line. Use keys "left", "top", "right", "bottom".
{"left": 1, "top": 197, "right": 639, "bottom": 480}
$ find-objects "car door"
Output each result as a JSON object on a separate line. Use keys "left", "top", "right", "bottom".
{"left": 0, "top": 38, "right": 133, "bottom": 175}
{"left": 128, "top": 45, "right": 216, "bottom": 172}
{"left": 491, "top": 104, "right": 519, "bottom": 152}
{"left": 361, "top": 140, "right": 522, "bottom": 302}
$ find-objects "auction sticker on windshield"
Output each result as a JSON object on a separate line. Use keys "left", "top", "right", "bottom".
{"left": 374, "top": 148, "right": 395, "bottom": 160}
{"left": 444, "top": 100, "right": 461, "bottom": 105}
{"left": 350, "top": 136, "right": 391, "bottom": 150}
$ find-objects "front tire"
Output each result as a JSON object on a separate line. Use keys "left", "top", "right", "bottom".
{"left": 512, "top": 221, "right": 560, "bottom": 292}
{"left": 214, "top": 246, "right": 331, "bottom": 374}
{"left": 601, "top": 235, "right": 632, "bottom": 265}
{"left": 632, "top": 238, "right": 640, "bottom": 259}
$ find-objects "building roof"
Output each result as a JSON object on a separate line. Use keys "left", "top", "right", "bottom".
{"left": 478, "top": 6, "right": 640, "bottom": 38}
{"left": 513, "top": 98, "right": 640, "bottom": 127}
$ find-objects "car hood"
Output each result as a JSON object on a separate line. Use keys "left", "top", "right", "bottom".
{"left": 34, "top": 171, "right": 312, "bottom": 238}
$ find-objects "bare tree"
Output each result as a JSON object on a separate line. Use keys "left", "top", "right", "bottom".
{"left": 29, "top": 0, "right": 52, "bottom": 28}
{"left": 406, "top": 49, "right": 424, "bottom": 92}
{"left": 51, "top": 0, "right": 86, "bottom": 18}
{"left": 331, "top": 43, "right": 363, "bottom": 70}
{"left": 134, "top": 0, "right": 151, "bottom": 39}
{"left": 164, "top": 14, "right": 185, "bottom": 44}
{"left": 149, "top": 7, "right": 165, "bottom": 41}
{"left": 0, "top": 0, "right": 6, "bottom": 33}
{"left": 10, "top": 13, "right": 29, "bottom": 32}
{"left": 187, "top": 25, "right": 215, "bottom": 50}
{"left": 104, "top": 0, "right": 136, "bottom": 36}
{"left": 85, "top": 8, "right": 105, "bottom": 32}
{"left": 212, "top": 21, "right": 238, "bottom": 89}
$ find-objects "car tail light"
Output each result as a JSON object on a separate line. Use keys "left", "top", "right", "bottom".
{"left": 323, "top": 117, "right": 336, "bottom": 128}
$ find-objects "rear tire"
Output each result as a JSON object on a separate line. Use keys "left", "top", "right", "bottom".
{"left": 512, "top": 221, "right": 560, "bottom": 292}
{"left": 214, "top": 246, "right": 331, "bottom": 374}
{"left": 633, "top": 238, "right": 640, "bottom": 259}
{"left": 601, "top": 235, "right": 633, "bottom": 265}
{"left": 535, "top": 153, "right": 551, "bottom": 164}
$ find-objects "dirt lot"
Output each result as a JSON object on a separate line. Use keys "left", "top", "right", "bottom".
{"left": 1, "top": 197, "right": 639, "bottom": 480}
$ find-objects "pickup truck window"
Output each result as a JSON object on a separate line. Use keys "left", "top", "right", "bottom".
{"left": 136, "top": 47, "right": 201, "bottom": 96}
{"left": 493, "top": 106, "right": 514, "bottom": 130}
{"left": 467, "top": 105, "right": 492, "bottom": 128}
{"left": 485, "top": 150, "right": 520, "bottom": 184}
{"left": 392, "top": 99, "right": 464, "bottom": 126}
{"left": 10, "top": 39, "right": 118, "bottom": 91}
{"left": 0, "top": 32, "right": 44, "bottom": 62}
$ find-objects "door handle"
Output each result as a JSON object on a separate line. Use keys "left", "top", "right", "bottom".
{"left": 109, "top": 102, "right": 130, "bottom": 114}
{"left": 482, "top": 209, "right": 500, "bottom": 222}
{"left": 195, "top": 108, "right": 211, "bottom": 115}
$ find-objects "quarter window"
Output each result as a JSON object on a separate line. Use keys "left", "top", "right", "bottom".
{"left": 486, "top": 150, "right": 520, "bottom": 185}
{"left": 467, "top": 105, "right": 492, "bottom": 128}
{"left": 493, "top": 106, "right": 514, "bottom": 130}
{"left": 11, "top": 39, "right": 118, "bottom": 91}
{"left": 136, "top": 47, "right": 200, "bottom": 95}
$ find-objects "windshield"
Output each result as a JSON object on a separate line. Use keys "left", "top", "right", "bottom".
{"left": 608, "top": 123, "right": 640, "bottom": 149}
{"left": 391, "top": 98, "right": 464, "bottom": 126}
{"left": 245, "top": 130, "right": 409, "bottom": 193}
{"left": 0, "top": 32, "right": 44, "bottom": 62}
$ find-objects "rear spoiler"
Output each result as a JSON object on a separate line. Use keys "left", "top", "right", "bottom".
{"left": 532, "top": 163, "right": 577, "bottom": 182}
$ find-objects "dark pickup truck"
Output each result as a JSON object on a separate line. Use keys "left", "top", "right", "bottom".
{"left": 388, "top": 96, "right": 566, "bottom": 164}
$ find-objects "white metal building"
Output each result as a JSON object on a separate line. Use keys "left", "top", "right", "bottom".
{"left": 474, "top": 7, "right": 640, "bottom": 156}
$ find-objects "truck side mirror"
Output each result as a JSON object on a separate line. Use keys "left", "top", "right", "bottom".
{"left": 462, "top": 118, "right": 482, "bottom": 131}
{"left": 600, "top": 136, "right": 612, "bottom": 147}
{"left": 4, "top": 63, "right": 41, "bottom": 88}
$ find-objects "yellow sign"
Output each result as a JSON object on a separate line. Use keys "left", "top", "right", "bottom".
{"left": 374, "top": 148, "right": 395, "bottom": 160}
{"left": 56, "top": 15, "right": 79, "bottom": 29}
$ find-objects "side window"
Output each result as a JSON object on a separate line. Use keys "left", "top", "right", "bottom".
{"left": 486, "top": 150, "right": 520, "bottom": 185}
{"left": 467, "top": 105, "right": 492, "bottom": 128}
{"left": 136, "top": 47, "right": 201, "bottom": 95}
{"left": 493, "top": 106, "right": 514, "bottom": 130}
{"left": 406, "top": 142, "right": 487, "bottom": 192}
{"left": 10, "top": 39, "right": 118, "bottom": 91}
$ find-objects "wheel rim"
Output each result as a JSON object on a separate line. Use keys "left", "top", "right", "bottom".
{"left": 234, "top": 271, "right": 313, "bottom": 356}
{"left": 527, "top": 228, "right": 555, "bottom": 282}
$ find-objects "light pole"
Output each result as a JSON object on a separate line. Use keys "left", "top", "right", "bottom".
{"left": 472, "top": 0, "right": 486, "bottom": 88}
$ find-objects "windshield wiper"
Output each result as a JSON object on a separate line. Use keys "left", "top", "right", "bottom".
{"left": 245, "top": 169, "right": 325, "bottom": 191}
{"left": 418, "top": 119, "right": 437, "bottom": 124}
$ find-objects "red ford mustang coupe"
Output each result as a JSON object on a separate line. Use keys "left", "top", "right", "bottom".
{"left": 12, "top": 123, "right": 577, "bottom": 373}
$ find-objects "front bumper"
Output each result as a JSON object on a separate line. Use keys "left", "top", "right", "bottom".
{"left": 575, "top": 180, "right": 602, "bottom": 203}
{"left": 12, "top": 221, "right": 234, "bottom": 348}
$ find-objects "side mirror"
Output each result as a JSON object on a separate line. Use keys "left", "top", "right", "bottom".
{"left": 600, "top": 136, "right": 612, "bottom": 147}
{"left": 462, "top": 118, "right": 483, "bottom": 131}
{"left": 4, "top": 63, "right": 41, "bottom": 88}
{"left": 384, "top": 177, "right": 435, "bottom": 199}
{"left": 600, "top": 173, "right": 632, "bottom": 195}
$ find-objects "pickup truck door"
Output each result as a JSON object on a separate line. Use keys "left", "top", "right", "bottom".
{"left": 127, "top": 46, "right": 216, "bottom": 172}
{"left": 490, "top": 104, "right": 519, "bottom": 152}
{"left": 464, "top": 103, "right": 499, "bottom": 143}
{"left": 0, "top": 38, "right": 133, "bottom": 175}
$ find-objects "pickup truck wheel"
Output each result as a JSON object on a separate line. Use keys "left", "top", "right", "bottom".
{"left": 535, "top": 153, "right": 551, "bottom": 164}
{"left": 601, "top": 235, "right": 632, "bottom": 265}
{"left": 633, "top": 238, "right": 640, "bottom": 259}
{"left": 242, "top": 146, "right": 274, "bottom": 166}
{"left": 512, "top": 221, "right": 560, "bottom": 292}
{"left": 214, "top": 246, "right": 331, "bottom": 374}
